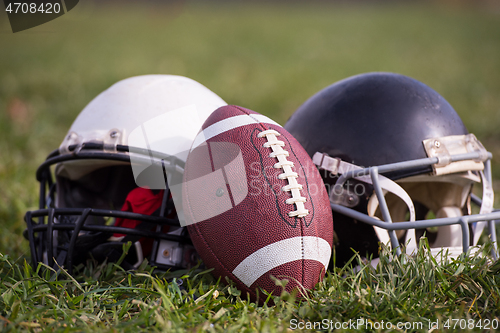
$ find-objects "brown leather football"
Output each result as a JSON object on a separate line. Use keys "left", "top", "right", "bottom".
{"left": 183, "top": 105, "right": 333, "bottom": 302}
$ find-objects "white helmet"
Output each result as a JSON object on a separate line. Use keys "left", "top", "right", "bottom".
{"left": 24, "top": 75, "right": 227, "bottom": 273}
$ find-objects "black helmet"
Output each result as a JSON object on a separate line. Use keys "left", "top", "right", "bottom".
{"left": 285, "top": 72, "right": 497, "bottom": 265}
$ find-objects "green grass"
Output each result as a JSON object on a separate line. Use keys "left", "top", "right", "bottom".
{"left": 1, "top": 1, "right": 500, "bottom": 331}
{"left": 2, "top": 243, "right": 500, "bottom": 332}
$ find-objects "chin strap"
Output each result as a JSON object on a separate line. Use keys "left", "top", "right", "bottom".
{"left": 107, "top": 229, "right": 198, "bottom": 270}
{"left": 312, "top": 152, "right": 416, "bottom": 222}
{"left": 313, "top": 152, "right": 418, "bottom": 253}
{"left": 473, "top": 170, "right": 494, "bottom": 245}
{"left": 152, "top": 227, "right": 199, "bottom": 268}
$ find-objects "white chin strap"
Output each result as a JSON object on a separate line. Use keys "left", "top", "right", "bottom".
{"left": 374, "top": 170, "right": 493, "bottom": 256}
{"left": 473, "top": 170, "right": 494, "bottom": 244}
{"left": 312, "top": 153, "right": 416, "bottom": 222}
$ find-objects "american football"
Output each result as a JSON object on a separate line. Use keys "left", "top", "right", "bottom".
{"left": 182, "top": 105, "right": 334, "bottom": 301}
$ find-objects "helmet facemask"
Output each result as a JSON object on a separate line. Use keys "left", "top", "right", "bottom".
{"left": 313, "top": 133, "right": 495, "bottom": 263}
{"left": 25, "top": 148, "right": 197, "bottom": 274}
{"left": 370, "top": 174, "right": 477, "bottom": 254}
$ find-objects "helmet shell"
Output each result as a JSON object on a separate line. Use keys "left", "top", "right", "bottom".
{"left": 60, "top": 74, "right": 227, "bottom": 163}
{"left": 285, "top": 72, "right": 468, "bottom": 180}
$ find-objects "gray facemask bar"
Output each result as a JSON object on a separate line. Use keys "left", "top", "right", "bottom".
{"left": 315, "top": 149, "right": 498, "bottom": 260}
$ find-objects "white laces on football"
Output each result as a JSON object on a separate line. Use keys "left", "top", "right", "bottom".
{"left": 258, "top": 129, "right": 309, "bottom": 218}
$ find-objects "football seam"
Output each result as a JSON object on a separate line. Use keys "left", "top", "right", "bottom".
{"left": 257, "top": 129, "right": 309, "bottom": 218}
{"left": 234, "top": 105, "right": 315, "bottom": 287}
{"left": 187, "top": 105, "right": 279, "bottom": 295}
{"left": 183, "top": 133, "right": 233, "bottom": 288}
{"left": 232, "top": 105, "right": 269, "bottom": 131}
{"left": 235, "top": 105, "right": 314, "bottom": 287}
{"left": 301, "top": 234, "right": 305, "bottom": 283}
{"left": 250, "top": 128, "right": 298, "bottom": 228}
{"left": 279, "top": 133, "right": 316, "bottom": 227}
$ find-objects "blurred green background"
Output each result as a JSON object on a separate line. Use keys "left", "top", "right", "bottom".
{"left": 1, "top": 0, "right": 500, "bottom": 259}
